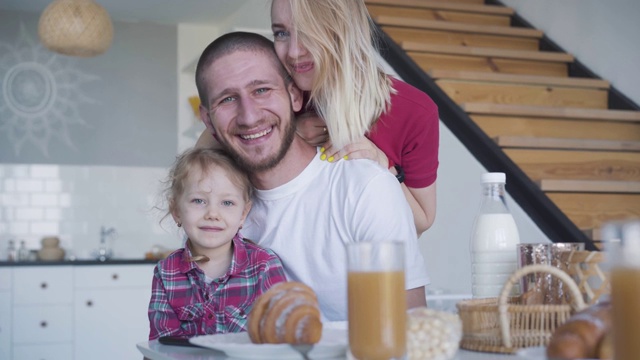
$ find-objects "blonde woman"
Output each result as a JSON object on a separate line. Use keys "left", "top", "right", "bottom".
{"left": 198, "top": 0, "right": 439, "bottom": 235}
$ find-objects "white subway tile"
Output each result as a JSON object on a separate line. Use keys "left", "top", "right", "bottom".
{"left": 9, "top": 166, "right": 29, "bottom": 178}
{"left": 45, "top": 208, "right": 62, "bottom": 221}
{"left": 16, "top": 208, "right": 45, "bottom": 221}
{"left": 30, "top": 193, "right": 59, "bottom": 207}
{"left": 4, "top": 179, "right": 16, "bottom": 192}
{"left": 2, "top": 193, "right": 29, "bottom": 207}
{"left": 45, "top": 180, "right": 63, "bottom": 193}
{"left": 59, "top": 193, "right": 71, "bottom": 207}
{"left": 9, "top": 222, "right": 29, "bottom": 235}
{"left": 5, "top": 209, "right": 14, "bottom": 221}
{"left": 30, "top": 165, "right": 60, "bottom": 178}
{"left": 16, "top": 179, "right": 44, "bottom": 192}
{"left": 30, "top": 221, "right": 59, "bottom": 235}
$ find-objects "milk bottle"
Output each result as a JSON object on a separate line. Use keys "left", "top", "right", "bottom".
{"left": 470, "top": 172, "right": 520, "bottom": 298}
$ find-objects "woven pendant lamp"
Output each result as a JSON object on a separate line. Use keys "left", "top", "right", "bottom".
{"left": 38, "top": 0, "right": 114, "bottom": 57}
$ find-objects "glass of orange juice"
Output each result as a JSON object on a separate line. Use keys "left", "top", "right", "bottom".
{"left": 347, "top": 241, "right": 406, "bottom": 360}
{"left": 603, "top": 220, "right": 640, "bottom": 360}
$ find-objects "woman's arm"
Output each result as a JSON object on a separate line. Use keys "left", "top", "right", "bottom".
{"left": 400, "top": 179, "right": 437, "bottom": 235}
{"left": 322, "top": 138, "right": 436, "bottom": 235}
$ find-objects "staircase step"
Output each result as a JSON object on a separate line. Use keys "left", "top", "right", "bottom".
{"left": 403, "top": 42, "right": 573, "bottom": 62}
{"left": 366, "top": 0, "right": 514, "bottom": 16}
{"left": 376, "top": 15, "right": 541, "bottom": 38}
{"left": 384, "top": 26, "right": 539, "bottom": 51}
{"left": 505, "top": 149, "right": 640, "bottom": 182}
{"left": 429, "top": 70, "right": 610, "bottom": 89}
{"left": 462, "top": 103, "right": 640, "bottom": 122}
{"left": 367, "top": 4, "right": 511, "bottom": 26}
{"left": 548, "top": 193, "right": 640, "bottom": 231}
{"left": 437, "top": 79, "right": 607, "bottom": 108}
{"left": 495, "top": 136, "right": 640, "bottom": 152}
{"left": 430, "top": 0, "right": 486, "bottom": 4}
{"left": 410, "top": 52, "right": 568, "bottom": 76}
{"left": 538, "top": 179, "right": 640, "bottom": 194}
{"left": 475, "top": 115, "right": 640, "bottom": 141}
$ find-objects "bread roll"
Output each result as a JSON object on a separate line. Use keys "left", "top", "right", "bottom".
{"left": 248, "top": 281, "right": 323, "bottom": 344}
{"left": 546, "top": 301, "right": 612, "bottom": 359}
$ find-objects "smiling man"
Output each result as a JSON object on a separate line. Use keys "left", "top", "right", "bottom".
{"left": 195, "top": 32, "right": 428, "bottom": 321}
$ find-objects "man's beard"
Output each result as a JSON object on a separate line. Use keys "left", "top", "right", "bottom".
{"left": 219, "top": 110, "right": 297, "bottom": 174}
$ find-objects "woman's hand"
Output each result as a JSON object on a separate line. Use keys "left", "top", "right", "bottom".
{"left": 295, "top": 112, "right": 329, "bottom": 147}
{"left": 321, "top": 137, "right": 388, "bottom": 169}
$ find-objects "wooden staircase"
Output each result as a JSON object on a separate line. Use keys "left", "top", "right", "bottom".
{"left": 366, "top": 0, "right": 640, "bottom": 249}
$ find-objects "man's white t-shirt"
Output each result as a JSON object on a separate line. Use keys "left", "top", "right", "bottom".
{"left": 242, "top": 150, "right": 429, "bottom": 321}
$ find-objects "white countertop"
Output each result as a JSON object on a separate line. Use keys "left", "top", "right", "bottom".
{"left": 137, "top": 340, "right": 522, "bottom": 360}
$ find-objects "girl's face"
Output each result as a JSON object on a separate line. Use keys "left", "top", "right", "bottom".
{"left": 271, "top": 0, "right": 314, "bottom": 92}
{"left": 171, "top": 166, "right": 251, "bottom": 259}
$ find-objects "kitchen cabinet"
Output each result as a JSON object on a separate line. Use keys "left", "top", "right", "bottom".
{"left": 0, "top": 268, "right": 11, "bottom": 360}
{"left": 12, "top": 266, "right": 73, "bottom": 360}
{"left": 0, "top": 262, "right": 155, "bottom": 360}
{"left": 74, "top": 265, "right": 154, "bottom": 360}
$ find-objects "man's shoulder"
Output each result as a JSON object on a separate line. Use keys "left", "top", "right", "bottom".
{"left": 321, "top": 158, "right": 396, "bottom": 189}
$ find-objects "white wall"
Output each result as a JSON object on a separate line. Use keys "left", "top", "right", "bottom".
{"left": 500, "top": 0, "right": 640, "bottom": 106}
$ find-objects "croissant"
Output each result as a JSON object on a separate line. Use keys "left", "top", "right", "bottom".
{"left": 248, "top": 281, "right": 323, "bottom": 344}
{"left": 546, "top": 301, "right": 612, "bottom": 359}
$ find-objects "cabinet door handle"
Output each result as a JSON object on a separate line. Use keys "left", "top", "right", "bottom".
{"left": 40, "top": 282, "right": 48, "bottom": 289}
{"left": 86, "top": 300, "right": 93, "bottom": 307}
{"left": 40, "top": 321, "right": 47, "bottom": 328}
{"left": 112, "top": 273, "right": 119, "bottom": 281}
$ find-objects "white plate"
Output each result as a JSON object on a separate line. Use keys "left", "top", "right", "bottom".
{"left": 516, "top": 346, "right": 598, "bottom": 360}
{"left": 190, "top": 328, "right": 348, "bottom": 359}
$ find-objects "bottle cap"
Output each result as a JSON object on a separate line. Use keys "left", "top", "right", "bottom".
{"left": 481, "top": 172, "right": 506, "bottom": 184}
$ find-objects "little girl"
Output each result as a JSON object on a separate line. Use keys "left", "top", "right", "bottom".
{"left": 148, "top": 148, "right": 287, "bottom": 340}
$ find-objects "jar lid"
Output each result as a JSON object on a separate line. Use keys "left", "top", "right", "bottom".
{"left": 481, "top": 172, "right": 506, "bottom": 184}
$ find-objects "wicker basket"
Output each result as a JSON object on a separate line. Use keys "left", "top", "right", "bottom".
{"left": 560, "top": 250, "right": 610, "bottom": 305}
{"left": 457, "top": 264, "right": 586, "bottom": 354}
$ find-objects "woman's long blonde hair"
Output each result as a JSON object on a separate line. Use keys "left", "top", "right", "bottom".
{"left": 290, "top": 0, "right": 394, "bottom": 149}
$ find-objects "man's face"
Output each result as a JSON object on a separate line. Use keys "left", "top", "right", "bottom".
{"left": 200, "top": 50, "right": 302, "bottom": 173}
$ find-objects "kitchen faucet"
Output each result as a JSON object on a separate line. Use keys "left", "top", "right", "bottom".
{"left": 95, "top": 226, "right": 116, "bottom": 261}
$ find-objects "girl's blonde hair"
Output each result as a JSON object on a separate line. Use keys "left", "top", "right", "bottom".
{"left": 164, "top": 148, "right": 253, "bottom": 262}
{"left": 290, "top": 0, "right": 395, "bottom": 149}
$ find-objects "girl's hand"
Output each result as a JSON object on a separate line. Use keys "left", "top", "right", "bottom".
{"left": 295, "top": 112, "right": 329, "bottom": 147}
{"left": 321, "top": 137, "right": 389, "bottom": 169}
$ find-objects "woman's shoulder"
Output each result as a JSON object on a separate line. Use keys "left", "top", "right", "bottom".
{"left": 388, "top": 76, "right": 437, "bottom": 110}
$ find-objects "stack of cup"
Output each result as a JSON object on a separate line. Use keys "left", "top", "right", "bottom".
{"left": 517, "top": 242, "right": 584, "bottom": 304}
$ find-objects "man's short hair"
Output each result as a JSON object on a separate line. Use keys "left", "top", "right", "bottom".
{"left": 195, "top": 32, "right": 291, "bottom": 107}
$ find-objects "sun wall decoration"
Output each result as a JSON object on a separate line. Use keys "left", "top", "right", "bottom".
{"left": 0, "top": 23, "right": 99, "bottom": 157}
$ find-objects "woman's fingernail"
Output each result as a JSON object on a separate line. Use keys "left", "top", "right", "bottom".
{"left": 328, "top": 156, "right": 334, "bottom": 163}
{"left": 320, "top": 154, "right": 327, "bottom": 161}
{"left": 343, "top": 155, "right": 349, "bottom": 160}
{"left": 320, "top": 147, "right": 325, "bottom": 153}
